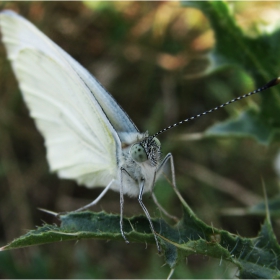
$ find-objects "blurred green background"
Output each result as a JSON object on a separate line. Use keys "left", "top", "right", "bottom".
{"left": 0, "top": 1, "right": 280, "bottom": 278}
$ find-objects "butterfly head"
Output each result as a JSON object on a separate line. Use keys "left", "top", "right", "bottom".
{"left": 130, "top": 136, "right": 161, "bottom": 167}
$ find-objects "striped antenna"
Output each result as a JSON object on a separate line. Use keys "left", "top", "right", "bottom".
{"left": 152, "top": 77, "right": 280, "bottom": 138}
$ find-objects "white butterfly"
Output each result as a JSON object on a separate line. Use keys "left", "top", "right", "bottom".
{"left": 0, "top": 10, "right": 176, "bottom": 252}
{"left": 1, "top": 10, "right": 279, "bottom": 253}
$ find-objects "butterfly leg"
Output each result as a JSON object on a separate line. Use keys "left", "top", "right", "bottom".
{"left": 157, "top": 152, "right": 176, "bottom": 189}
{"left": 151, "top": 192, "right": 178, "bottom": 222}
{"left": 73, "top": 179, "right": 114, "bottom": 212}
{"left": 157, "top": 153, "right": 195, "bottom": 216}
{"left": 120, "top": 167, "right": 131, "bottom": 244}
{"left": 152, "top": 153, "right": 179, "bottom": 221}
{"left": 138, "top": 179, "right": 161, "bottom": 254}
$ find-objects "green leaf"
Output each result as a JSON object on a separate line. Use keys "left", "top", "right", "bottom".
{"left": 2, "top": 204, "right": 280, "bottom": 278}
{"left": 249, "top": 195, "right": 280, "bottom": 217}
{"left": 205, "top": 108, "right": 274, "bottom": 145}
{"left": 182, "top": 1, "right": 280, "bottom": 143}
{"left": 238, "top": 220, "right": 280, "bottom": 279}
{"left": 0, "top": 212, "right": 157, "bottom": 250}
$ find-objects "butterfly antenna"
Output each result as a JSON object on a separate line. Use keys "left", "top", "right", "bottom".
{"left": 153, "top": 77, "right": 280, "bottom": 138}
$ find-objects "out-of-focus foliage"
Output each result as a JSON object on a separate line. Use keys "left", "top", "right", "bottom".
{"left": 1, "top": 1, "right": 280, "bottom": 278}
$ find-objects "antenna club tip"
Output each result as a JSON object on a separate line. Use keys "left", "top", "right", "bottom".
{"left": 266, "top": 77, "right": 280, "bottom": 88}
{"left": 275, "top": 77, "right": 280, "bottom": 85}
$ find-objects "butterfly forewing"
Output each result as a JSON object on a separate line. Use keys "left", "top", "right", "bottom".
{"left": 0, "top": 11, "right": 139, "bottom": 143}
{"left": 0, "top": 11, "right": 124, "bottom": 188}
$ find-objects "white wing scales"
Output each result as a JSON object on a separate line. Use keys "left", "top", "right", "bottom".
{"left": 0, "top": 11, "right": 139, "bottom": 142}
{"left": 17, "top": 49, "right": 118, "bottom": 187}
{"left": 0, "top": 11, "right": 129, "bottom": 188}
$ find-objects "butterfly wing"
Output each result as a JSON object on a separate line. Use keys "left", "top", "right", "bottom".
{"left": 0, "top": 10, "right": 125, "bottom": 188}
{"left": 1, "top": 11, "right": 140, "bottom": 144}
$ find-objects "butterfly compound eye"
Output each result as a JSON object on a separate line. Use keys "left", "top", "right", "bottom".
{"left": 153, "top": 137, "right": 160, "bottom": 147}
{"left": 130, "top": 144, "right": 148, "bottom": 163}
{"left": 130, "top": 137, "right": 161, "bottom": 163}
